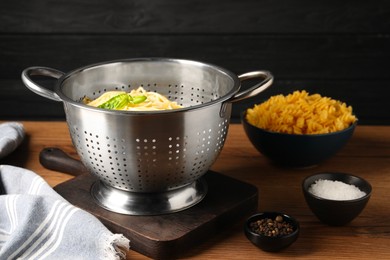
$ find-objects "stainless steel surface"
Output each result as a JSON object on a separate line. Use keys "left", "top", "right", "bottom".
{"left": 230, "top": 71, "right": 274, "bottom": 103}
{"left": 22, "top": 67, "right": 64, "bottom": 101}
{"left": 91, "top": 177, "right": 207, "bottom": 215}
{"left": 22, "top": 58, "right": 273, "bottom": 215}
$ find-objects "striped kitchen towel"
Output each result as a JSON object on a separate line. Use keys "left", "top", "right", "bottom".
{"left": 0, "top": 165, "right": 130, "bottom": 260}
{"left": 0, "top": 122, "right": 24, "bottom": 159}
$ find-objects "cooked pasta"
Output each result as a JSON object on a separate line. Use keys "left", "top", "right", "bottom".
{"left": 84, "top": 87, "right": 182, "bottom": 111}
{"left": 246, "top": 90, "right": 357, "bottom": 134}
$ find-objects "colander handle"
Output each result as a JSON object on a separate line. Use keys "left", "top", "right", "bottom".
{"left": 229, "top": 70, "right": 274, "bottom": 103}
{"left": 21, "top": 67, "right": 65, "bottom": 102}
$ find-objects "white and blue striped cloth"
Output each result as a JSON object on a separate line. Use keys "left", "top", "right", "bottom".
{"left": 0, "top": 123, "right": 129, "bottom": 259}
{"left": 0, "top": 165, "right": 129, "bottom": 259}
{"left": 0, "top": 122, "right": 24, "bottom": 160}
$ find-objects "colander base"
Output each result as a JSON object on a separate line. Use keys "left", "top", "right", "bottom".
{"left": 90, "top": 178, "right": 208, "bottom": 215}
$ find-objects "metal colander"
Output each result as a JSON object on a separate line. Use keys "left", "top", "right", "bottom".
{"left": 22, "top": 58, "right": 273, "bottom": 215}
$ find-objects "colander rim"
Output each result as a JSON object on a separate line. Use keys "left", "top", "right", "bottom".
{"left": 54, "top": 57, "right": 241, "bottom": 114}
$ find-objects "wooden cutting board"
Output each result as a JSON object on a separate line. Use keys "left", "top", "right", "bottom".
{"left": 54, "top": 171, "right": 258, "bottom": 259}
{"left": 41, "top": 146, "right": 258, "bottom": 259}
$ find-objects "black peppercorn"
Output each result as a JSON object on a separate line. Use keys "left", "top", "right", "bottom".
{"left": 249, "top": 215, "right": 294, "bottom": 237}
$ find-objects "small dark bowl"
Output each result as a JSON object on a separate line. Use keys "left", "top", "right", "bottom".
{"left": 241, "top": 112, "right": 356, "bottom": 167}
{"left": 244, "top": 212, "right": 300, "bottom": 252}
{"left": 302, "top": 172, "right": 372, "bottom": 226}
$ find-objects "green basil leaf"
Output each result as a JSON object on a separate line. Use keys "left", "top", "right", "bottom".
{"left": 98, "top": 93, "right": 129, "bottom": 110}
{"left": 129, "top": 95, "right": 147, "bottom": 104}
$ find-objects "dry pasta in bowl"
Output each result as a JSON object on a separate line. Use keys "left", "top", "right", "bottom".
{"left": 241, "top": 90, "right": 357, "bottom": 167}
{"left": 245, "top": 90, "right": 357, "bottom": 135}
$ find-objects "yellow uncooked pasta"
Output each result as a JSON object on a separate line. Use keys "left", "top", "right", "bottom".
{"left": 84, "top": 87, "right": 182, "bottom": 111}
{"left": 246, "top": 90, "right": 357, "bottom": 134}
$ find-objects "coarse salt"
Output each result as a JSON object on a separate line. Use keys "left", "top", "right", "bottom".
{"left": 308, "top": 179, "right": 366, "bottom": 200}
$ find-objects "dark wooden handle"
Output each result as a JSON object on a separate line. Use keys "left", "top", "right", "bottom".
{"left": 39, "top": 147, "right": 88, "bottom": 176}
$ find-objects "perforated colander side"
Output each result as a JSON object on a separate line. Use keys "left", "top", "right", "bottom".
{"left": 68, "top": 117, "right": 229, "bottom": 192}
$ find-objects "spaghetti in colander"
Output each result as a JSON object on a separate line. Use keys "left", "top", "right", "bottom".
{"left": 246, "top": 90, "right": 357, "bottom": 135}
{"left": 84, "top": 87, "right": 182, "bottom": 111}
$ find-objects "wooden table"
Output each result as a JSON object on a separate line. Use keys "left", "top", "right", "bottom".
{"left": 2, "top": 121, "right": 390, "bottom": 259}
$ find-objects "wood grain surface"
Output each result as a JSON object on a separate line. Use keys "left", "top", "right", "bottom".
{"left": 1, "top": 1, "right": 390, "bottom": 124}
{"left": 1, "top": 121, "right": 389, "bottom": 259}
{"left": 1, "top": 0, "right": 389, "bottom": 33}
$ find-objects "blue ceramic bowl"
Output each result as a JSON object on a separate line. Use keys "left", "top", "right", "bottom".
{"left": 302, "top": 172, "right": 372, "bottom": 226}
{"left": 241, "top": 112, "right": 357, "bottom": 167}
{"left": 244, "top": 212, "right": 300, "bottom": 252}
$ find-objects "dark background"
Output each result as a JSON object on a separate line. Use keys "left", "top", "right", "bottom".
{"left": 1, "top": 0, "right": 389, "bottom": 124}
